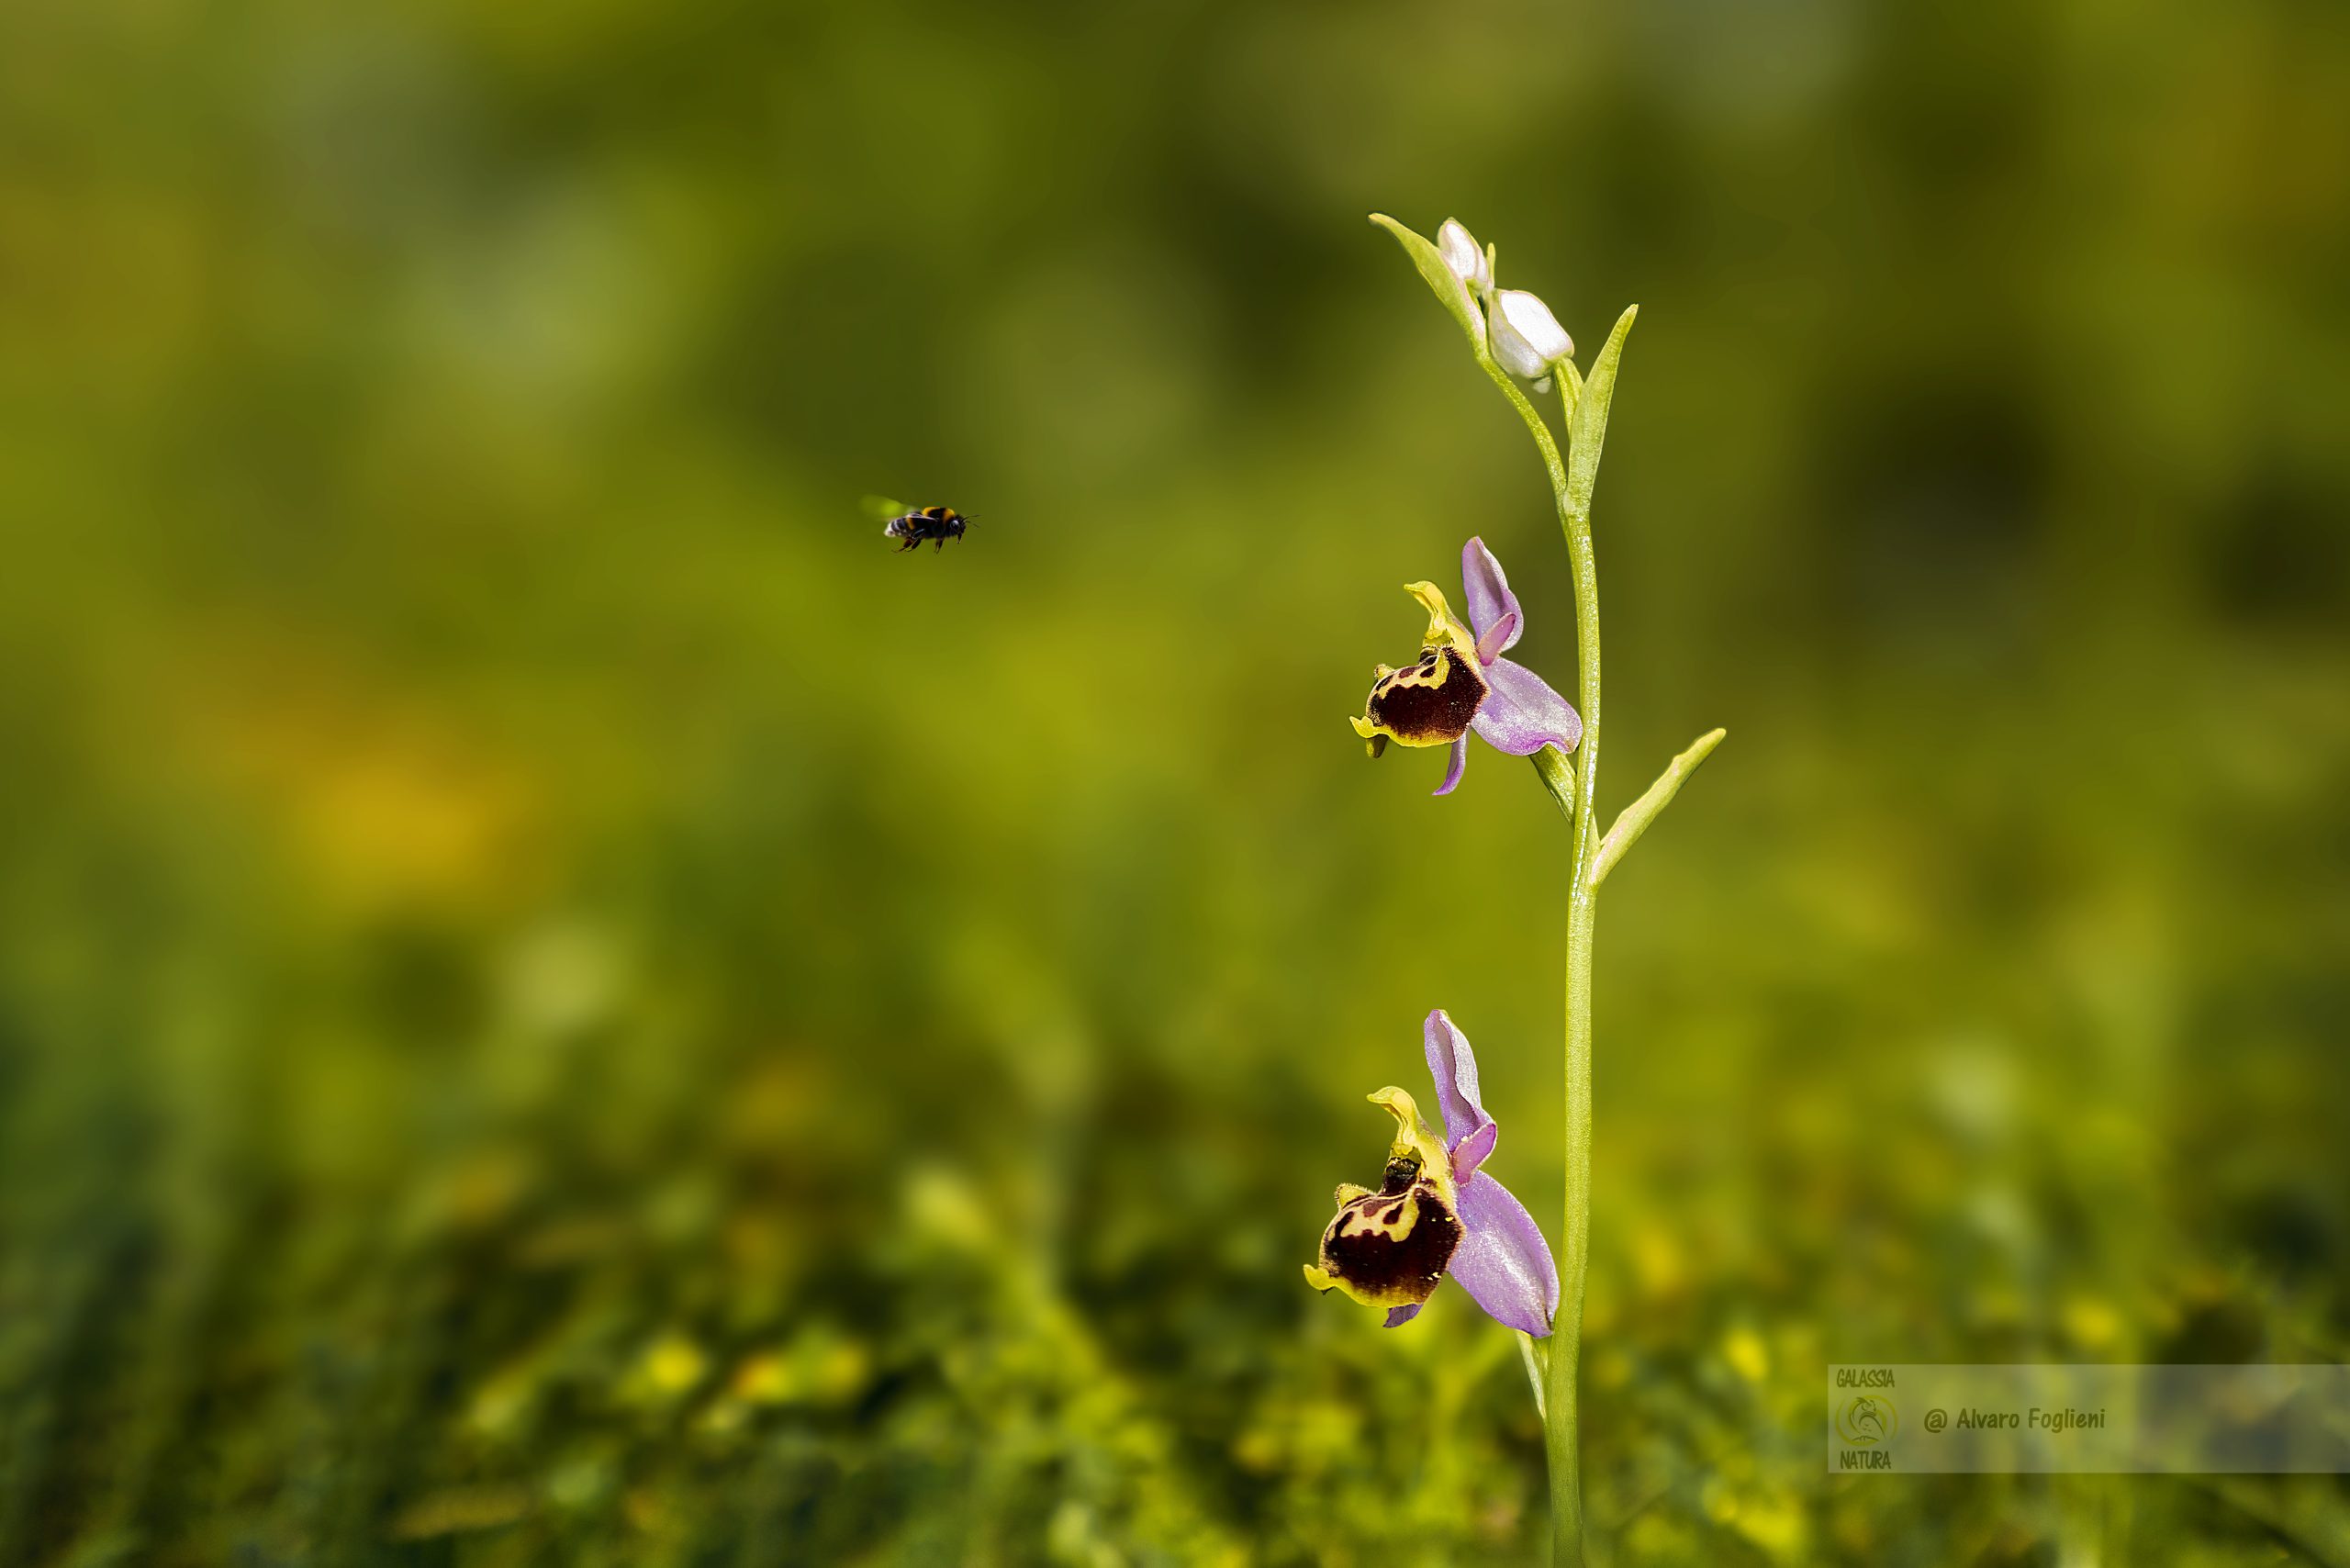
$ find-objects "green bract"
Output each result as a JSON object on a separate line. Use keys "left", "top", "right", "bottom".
{"left": 1369, "top": 213, "right": 1486, "bottom": 354}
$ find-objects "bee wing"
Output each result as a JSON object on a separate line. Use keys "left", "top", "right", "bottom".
{"left": 859, "top": 495, "right": 907, "bottom": 523}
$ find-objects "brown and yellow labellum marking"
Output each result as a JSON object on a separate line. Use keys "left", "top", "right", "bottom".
{"left": 1304, "top": 1151, "right": 1464, "bottom": 1310}
{"left": 1352, "top": 644, "right": 1487, "bottom": 752}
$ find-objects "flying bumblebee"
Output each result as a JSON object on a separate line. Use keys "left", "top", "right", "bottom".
{"left": 864, "top": 497, "right": 969, "bottom": 553}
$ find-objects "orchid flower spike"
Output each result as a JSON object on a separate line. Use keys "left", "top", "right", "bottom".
{"left": 1350, "top": 536, "right": 1583, "bottom": 795}
{"left": 1304, "top": 1011, "right": 1561, "bottom": 1335}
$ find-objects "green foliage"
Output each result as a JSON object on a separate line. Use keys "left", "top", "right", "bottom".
{"left": 2, "top": 0, "right": 2347, "bottom": 1562}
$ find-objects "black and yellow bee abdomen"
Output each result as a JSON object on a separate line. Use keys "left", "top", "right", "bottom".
{"left": 883, "top": 505, "right": 970, "bottom": 552}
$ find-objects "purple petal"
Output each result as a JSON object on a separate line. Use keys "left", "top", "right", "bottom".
{"left": 1431, "top": 734, "right": 1469, "bottom": 797}
{"left": 1449, "top": 1171, "right": 1560, "bottom": 1337}
{"left": 1382, "top": 1304, "right": 1422, "bottom": 1328}
{"left": 1470, "top": 656, "right": 1583, "bottom": 756}
{"left": 1451, "top": 1120, "right": 1498, "bottom": 1182}
{"left": 1422, "top": 1010, "right": 1494, "bottom": 1158}
{"left": 1460, "top": 538, "right": 1523, "bottom": 654}
{"left": 1473, "top": 610, "right": 1519, "bottom": 667}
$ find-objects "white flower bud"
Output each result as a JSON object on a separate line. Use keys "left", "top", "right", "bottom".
{"left": 1437, "top": 219, "right": 1492, "bottom": 299}
{"left": 1488, "top": 288, "right": 1573, "bottom": 379}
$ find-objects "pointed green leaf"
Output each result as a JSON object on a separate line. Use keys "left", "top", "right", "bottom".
{"left": 1517, "top": 1331, "right": 1551, "bottom": 1420}
{"left": 1565, "top": 304, "right": 1638, "bottom": 521}
{"left": 1530, "top": 746, "right": 1578, "bottom": 827}
{"left": 1592, "top": 727, "right": 1725, "bottom": 887}
{"left": 1369, "top": 213, "right": 1484, "bottom": 353}
{"left": 1554, "top": 357, "right": 1584, "bottom": 425}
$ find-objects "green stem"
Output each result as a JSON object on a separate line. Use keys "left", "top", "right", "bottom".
{"left": 1551, "top": 414, "right": 1601, "bottom": 1568}
{"left": 1485, "top": 309, "right": 1637, "bottom": 1568}
{"left": 1476, "top": 356, "right": 1592, "bottom": 1568}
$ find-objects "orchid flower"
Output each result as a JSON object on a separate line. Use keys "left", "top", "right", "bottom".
{"left": 1304, "top": 1011, "right": 1561, "bottom": 1335}
{"left": 1350, "top": 536, "right": 1583, "bottom": 795}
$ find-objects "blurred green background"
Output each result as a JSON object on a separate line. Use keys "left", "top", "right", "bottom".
{"left": 4, "top": 0, "right": 2347, "bottom": 1562}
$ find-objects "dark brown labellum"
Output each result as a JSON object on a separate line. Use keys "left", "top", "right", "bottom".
{"left": 1315, "top": 1177, "right": 1463, "bottom": 1308}
{"left": 1364, "top": 645, "right": 1486, "bottom": 745}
